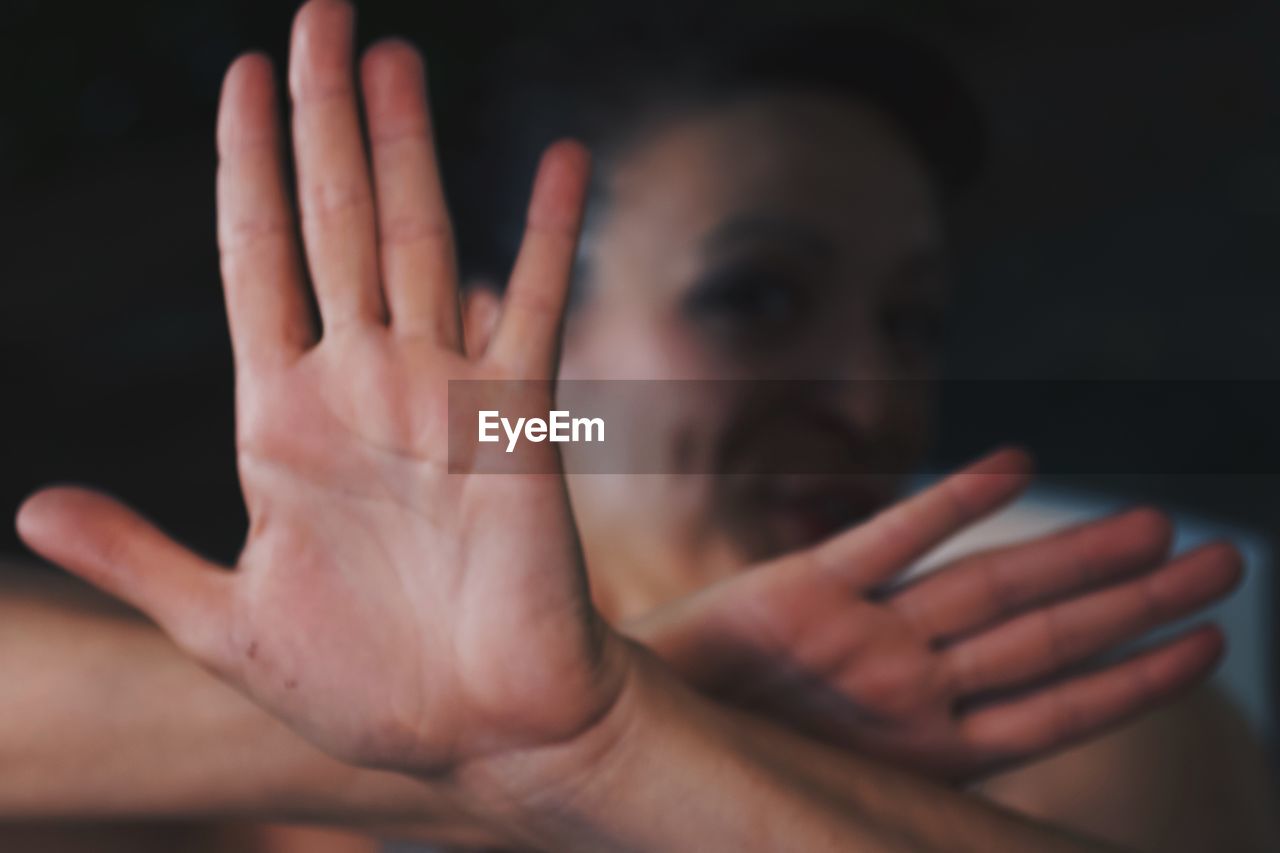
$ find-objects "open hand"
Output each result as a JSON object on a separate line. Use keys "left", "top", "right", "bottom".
{"left": 631, "top": 448, "right": 1240, "bottom": 782}
{"left": 16, "top": 0, "right": 629, "bottom": 775}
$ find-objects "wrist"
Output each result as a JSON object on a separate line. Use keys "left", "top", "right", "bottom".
{"left": 454, "top": 639, "right": 672, "bottom": 850}
{"left": 453, "top": 641, "right": 866, "bottom": 852}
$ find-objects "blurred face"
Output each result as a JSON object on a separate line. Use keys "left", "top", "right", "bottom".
{"left": 559, "top": 91, "right": 948, "bottom": 617}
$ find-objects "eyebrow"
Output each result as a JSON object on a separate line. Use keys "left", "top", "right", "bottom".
{"left": 701, "top": 214, "right": 838, "bottom": 259}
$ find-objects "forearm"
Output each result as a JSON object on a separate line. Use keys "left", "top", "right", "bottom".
{"left": 0, "top": 562, "right": 494, "bottom": 844}
{"left": 0, "top": 566, "right": 1111, "bottom": 850}
{"left": 467, "top": 648, "right": 1114, "bottom": 853}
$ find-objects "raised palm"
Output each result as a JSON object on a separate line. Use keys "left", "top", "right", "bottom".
{"left": 16, "top": 0, "right": 625, "bottom": 773}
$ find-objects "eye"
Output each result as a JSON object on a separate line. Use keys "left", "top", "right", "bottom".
{"left": 682, "top": 266, "right": 808, "bottom": 341}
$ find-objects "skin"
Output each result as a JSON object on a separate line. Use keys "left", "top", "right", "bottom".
{"left": 2, "top": 0, "right": 1272, "bottom": 849}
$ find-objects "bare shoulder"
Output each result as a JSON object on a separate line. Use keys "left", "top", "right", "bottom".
{"left": 981, "top": 685, "right": 1279, "bottom": 853}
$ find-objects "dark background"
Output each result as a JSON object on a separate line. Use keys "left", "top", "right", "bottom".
{"left": 1, "top": 0, "right": 1277, "bottom": 680}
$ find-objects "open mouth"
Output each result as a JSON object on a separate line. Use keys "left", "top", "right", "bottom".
{"left": 714, "top": 401, "right": 899, "bottom": 557}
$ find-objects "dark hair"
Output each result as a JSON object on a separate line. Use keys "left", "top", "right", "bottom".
{"left": 448, "top": 20, "right": 985, "bottom": 285}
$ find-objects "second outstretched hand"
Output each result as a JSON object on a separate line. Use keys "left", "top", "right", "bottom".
{"left": 631, "top": 454, "right": 1239, "bottom": 783}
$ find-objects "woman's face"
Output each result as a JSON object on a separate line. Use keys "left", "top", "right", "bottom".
{"left": 558, "top": 91, "right": 948, "bottom": 616}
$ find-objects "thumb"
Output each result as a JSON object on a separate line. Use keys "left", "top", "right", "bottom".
{"left": 15, "top": 486, "right": 232, "bottom": 664}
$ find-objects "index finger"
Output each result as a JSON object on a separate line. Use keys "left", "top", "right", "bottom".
{"left": 486, "top": 141, "right": 591, "bottom": 376}
{"left": 810, "top": 447, "right": 1033, "bottom": 590}
{"left": 216, "top": 53, "right": 314, "bottom": 373}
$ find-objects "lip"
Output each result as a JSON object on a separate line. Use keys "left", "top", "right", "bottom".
{"left": 748, "top": 474, "right": 889, "bottom": 536}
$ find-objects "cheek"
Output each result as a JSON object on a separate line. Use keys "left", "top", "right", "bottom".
{"left": 567, "top": 471, "right": 731, "bottom": 614}
{"left": 562, "top": 310, "right": 719, "bottom": 381}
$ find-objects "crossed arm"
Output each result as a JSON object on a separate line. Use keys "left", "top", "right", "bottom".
{"left": 0, "top": 567, "right": 1116, "bottom": 853}
{"left": 0, "top": 476, "right": 1234, "bottom": 829}
{"left": 6, "top": 1, "right": 1248, "bottom": 849}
